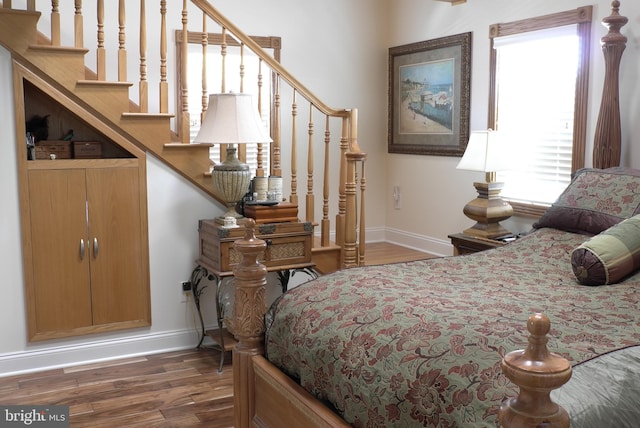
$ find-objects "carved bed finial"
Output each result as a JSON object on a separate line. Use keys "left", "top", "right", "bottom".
{"left": 499, "top": 313, "right": 572, "bottom": 428}
{"left": 232, "top": 218, "right": 268, "bottom": 427}
{"left": 592, "top": 1, "right": 628, "bottom": 168}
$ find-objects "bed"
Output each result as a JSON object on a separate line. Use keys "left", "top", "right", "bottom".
{"left": 230, "top": 2, "right": 636, "bottom": 427}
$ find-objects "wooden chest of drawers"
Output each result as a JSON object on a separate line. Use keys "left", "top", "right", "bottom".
{"left": 197, "top": 220, "right": 314, "bottom": 274}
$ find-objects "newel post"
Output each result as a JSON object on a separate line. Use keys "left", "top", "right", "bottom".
{"left": 343, "top": 109, "right": 366, "bottom": 268}
{"left": 499, "top": 313, "right": 572, "bottom": 428}
{"left": 232, "top": 219, "right": 268, "bottom": 428}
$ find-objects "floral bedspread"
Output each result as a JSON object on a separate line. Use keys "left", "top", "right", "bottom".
{"left": 264, "top": 228, "right": 640, "bottom": 427}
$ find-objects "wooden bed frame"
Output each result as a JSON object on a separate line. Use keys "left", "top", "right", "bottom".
{"left": 230, "top": 2, "right": 628, "bottom": 427}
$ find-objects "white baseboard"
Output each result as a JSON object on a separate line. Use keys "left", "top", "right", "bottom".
{"left": 0, "top": 328, "right": 208, "bottom": 377}
{"left": 318, "top": 226, "right": 452, "bottom": 257}
{"left": 382, "top": 227, "right": 452, "bottom": 257}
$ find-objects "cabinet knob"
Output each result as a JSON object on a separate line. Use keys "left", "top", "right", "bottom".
{"left": 80, "top": 239, "right": 85, "bottom": 260}
{"left": 93, "top": 237, "right": 99, "bottom": 258}
{"left": 264, "top": 239, "right": 272, "bottom": 247}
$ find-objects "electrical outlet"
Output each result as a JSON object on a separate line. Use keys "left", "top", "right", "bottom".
{"left": 393, "top": 185, "right": 401, "bottom": 209}
{"left": 180, "top": 281, "right": 192, "bottom": 303}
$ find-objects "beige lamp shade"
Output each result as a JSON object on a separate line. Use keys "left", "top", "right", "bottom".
{"left": 456, "top": 130, "right": 511, "bottom": 178}
{"left": 194, "top": 93, "right": 272, "bottom": 222}
{"left": 193, "top": 93, "right": 272, "bottom": 145}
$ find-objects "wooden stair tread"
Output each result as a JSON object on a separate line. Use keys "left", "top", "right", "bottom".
{"left": 311, "top": 236, "right": 341, "bottom": 275}
{"left": 164, "top": 142, "right": 214, "bottom": 149}
{"left": 313, "top": 236, "right": 340, "bottom": 251}
{"left": 76, "top": 79, "right": 134, "bottom": 87}
{"left": 28, "top": 44, "right": 89, "bottom": 54}
{"left": 122, "top": 112, "right": 175, "bottom": 119}
{"left": 0, "top": 8, "right": 39, "bottom": 17}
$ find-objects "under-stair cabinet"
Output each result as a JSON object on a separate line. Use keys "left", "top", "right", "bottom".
{"left": 15, "top": 71, "right": 151, "bottom": 342}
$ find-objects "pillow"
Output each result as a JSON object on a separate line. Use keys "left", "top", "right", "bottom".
{"left": 533, "top": 167, "right": 640, "bottom": 235}
{"left": 571, "top": 214, "right": 640, "bottom": 285}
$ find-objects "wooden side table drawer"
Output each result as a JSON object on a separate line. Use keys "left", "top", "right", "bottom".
{"left": 448, "top": 233, "right": 505, "bottom": 255}
{"left": 198, "top": 219, "right": 313, "bottom": 273}
{"left": 225, "top": 234, "right": 311, "bottom": 268}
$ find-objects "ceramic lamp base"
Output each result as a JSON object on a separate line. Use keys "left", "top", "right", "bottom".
{"left": 212, "top": 145, "right": 251, "bottom": 220}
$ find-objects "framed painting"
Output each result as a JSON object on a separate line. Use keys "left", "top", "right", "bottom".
{"left": 388, "top": 32, "right": 471, "bottom": 156}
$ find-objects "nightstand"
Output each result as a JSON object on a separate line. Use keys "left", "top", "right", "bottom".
{"left": 191, "top": 220, "right": 318, "bottom": 371}
{"left": 448, "top": 233, "right": 506, "bottom": 255}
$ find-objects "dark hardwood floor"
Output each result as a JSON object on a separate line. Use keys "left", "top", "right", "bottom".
{"left": 0, "top": 348, "right": 233, "bottom": 427}
{"left": 0, "top": 243, "right": 431, "bottom": 427}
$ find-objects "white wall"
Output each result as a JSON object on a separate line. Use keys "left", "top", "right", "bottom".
{"left": 0, "top": 0, "right": 388, "bottom": 375}
{"left": 386, "top": 0, "right": 640, "bottom": 243}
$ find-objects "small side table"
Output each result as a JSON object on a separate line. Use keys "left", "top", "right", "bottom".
{"left": 189, "top": 263, "right": 317, "bottom": 372}
{"left": 192, "top": 219, "right": 319, "bottom": 372}
{"left": 448, "top": 233, "right": 506, "bottom": 256}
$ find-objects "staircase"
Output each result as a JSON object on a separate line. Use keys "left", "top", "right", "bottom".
{"left": 0, "top": 0, "right": 366, "bottom": 273}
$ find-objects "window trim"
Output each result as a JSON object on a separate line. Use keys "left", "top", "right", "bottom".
{"left": 488, "top": 6, "right": 592, "bottom": 218}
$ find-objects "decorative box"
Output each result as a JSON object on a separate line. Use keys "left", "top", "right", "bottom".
{"left": 197, "top": 219, "right": 313, "bottom": 273}
{"left": 34, "top": 140, "right": 71, "bottom": 159}
{"left": 73, "top": 141, "right": 102, "bottom": 159}
{"left": 243, "top": 202, "right": 299, "bottom": 224}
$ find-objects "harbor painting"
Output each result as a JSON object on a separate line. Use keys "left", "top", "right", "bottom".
{"left": 388, "top": 33, "right": 471, "bottom": 156}
{"left": 400, "top": 59, "right": 454, "bottom": 133}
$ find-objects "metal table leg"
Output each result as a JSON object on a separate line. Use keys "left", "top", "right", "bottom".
{"left": 277, "top": 267, "right": 320, "bottom": 294}
{"left": 190, "top": 265, "right": 234, "bottom": 372}
{"left": 190, "top": 265, "right": 210, "bottom": 348}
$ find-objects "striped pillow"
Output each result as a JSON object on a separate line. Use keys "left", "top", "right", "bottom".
{"left": 571, "top": 214, "right": 640, "bottom": 285}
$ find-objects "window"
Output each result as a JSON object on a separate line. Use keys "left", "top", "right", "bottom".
{"left": 488, "top": 7, "right": 592, "bottom": 217}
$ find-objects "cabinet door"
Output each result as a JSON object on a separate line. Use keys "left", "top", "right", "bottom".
{"left": 86, "top": 167, "right": 150, "bottom": 325}
{"left": 28, "top": 169, "right": 93, "bottom": 332}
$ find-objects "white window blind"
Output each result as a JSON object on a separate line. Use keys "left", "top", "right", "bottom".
{"left": 494, "top": 25, "right": 579, "bottom": 205}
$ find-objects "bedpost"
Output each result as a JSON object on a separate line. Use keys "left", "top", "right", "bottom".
{"left": 592, "top": 0, "right": 628, "bottom": 168}
{"left": 232, "top": 219, "right": 268, "bottom": 428}
{"left": 499, "top": 313, "right": 572, "bottom": 428}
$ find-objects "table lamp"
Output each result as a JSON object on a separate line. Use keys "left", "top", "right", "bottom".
{"left": 456, "top": 129, "right": 513, "bottom": 239}
{"left": 194, "top": 93, "right": 272, "bottom": 222}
